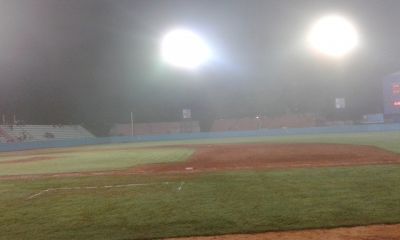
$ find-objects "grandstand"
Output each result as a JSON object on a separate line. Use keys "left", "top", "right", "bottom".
{"left": 0, "top": 125, "right": 94, "bottom": 143}
{"left": 108, "top": 115, "right": 318, "bottom": 136}
{"left": 211, "top": 114, "right": 318, "bottom": 132}
{"left": 110, "top": 121, "right": 200, "bottom": 136}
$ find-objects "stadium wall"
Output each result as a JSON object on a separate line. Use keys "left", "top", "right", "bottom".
{"left": 1, "top": 123, "right": 400, "bottom": 152}
{"left": 110, "top": 121, "right": 200, "bottom": 136}
{"left": 211, "top": 114, "right": 317, "bottom": 132}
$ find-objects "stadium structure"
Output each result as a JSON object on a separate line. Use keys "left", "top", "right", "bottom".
{"left": 0, "top": 71, "right": 399, "bottom": 145}
{"left": 0, "top": 124, "right": 93, "bottom": 143}
{"left": 383, "top": 71, "right": 400, "bottom": 121}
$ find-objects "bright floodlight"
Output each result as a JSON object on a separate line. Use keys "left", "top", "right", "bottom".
{"left": 161, "top": 28, "right": 211, "bottom": 70}
{"left": 307, "top": 15, "right": 359, "bottom": 58}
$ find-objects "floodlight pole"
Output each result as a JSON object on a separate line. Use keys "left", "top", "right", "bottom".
{"left": 130, "top": 112, "right": 134, "bottom": 136}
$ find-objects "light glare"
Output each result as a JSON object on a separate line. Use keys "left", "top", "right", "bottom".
{"left": 161, "top": 29, "right": 211, "bottom": 70}
{"left": 307, "top": 15, "right": 359, "bottom": 58}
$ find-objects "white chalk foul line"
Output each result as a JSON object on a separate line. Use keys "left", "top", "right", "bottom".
{"left": 177, "top": 181, "right": 185, "bottom": 191}
{"left": 27, "top": 181, "right": 182, "bottom": 200}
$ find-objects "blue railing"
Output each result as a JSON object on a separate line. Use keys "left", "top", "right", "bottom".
{"left": 1, "top": 123, "right": 400, "bottom": 152}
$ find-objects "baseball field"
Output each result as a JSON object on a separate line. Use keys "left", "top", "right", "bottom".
{"left": 1, "top": 131, "right": 400, "bottom": 239}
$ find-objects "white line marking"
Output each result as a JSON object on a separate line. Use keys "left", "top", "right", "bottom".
{"left": 27, "top": 181, "right": 175, "bottom": 200}
{"left": 177, "top": 182, "right": 185, "bottom": 191}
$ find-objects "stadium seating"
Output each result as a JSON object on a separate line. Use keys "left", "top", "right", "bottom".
{"left": 109, "top": 115, "right": 317, "bottom": 136}
{"left": 110, "top": 121, "right": 201, "bottom": 136}
{"left": 0, "top": 127, "right": 14, "bottom": 143}
{"left": 211, "top": 114, "right": 318, "bottom": 132}
{"left": 0, "top": 125, "right": 94, "bottom": 143}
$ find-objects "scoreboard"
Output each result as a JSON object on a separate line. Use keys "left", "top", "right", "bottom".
{"left": 383, "top": 73, "right": 400, "bottom": 115}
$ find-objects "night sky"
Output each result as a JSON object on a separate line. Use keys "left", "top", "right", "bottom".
{"left": 1, "top": 0, "right": 400, "bottom": 131}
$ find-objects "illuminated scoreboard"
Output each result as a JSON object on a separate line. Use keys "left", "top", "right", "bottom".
{"left": 383, "top": 73, "right": 400, "bottom": 115}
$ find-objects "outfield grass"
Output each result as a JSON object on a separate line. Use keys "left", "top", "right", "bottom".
{"left": 1, "top": 165, "right": 400, "bottom": 239}
{"left": 1, "top": 131, "right": 400, "bottom": 239}
{"left": 0, "top": 148, "right": 193, "bottom": 176}
{"left": 15, "top": 131, "right": 398, "bottom": 154}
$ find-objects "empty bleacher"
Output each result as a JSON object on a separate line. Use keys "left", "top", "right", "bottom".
{"left": 0, "top": 125, "right": 94, "bottom": 143}
{"left": 110, "top": 121, "right": 201, "bottom": 136}
{"left": 211, "top": 114, "right": 318, "bottom": 132}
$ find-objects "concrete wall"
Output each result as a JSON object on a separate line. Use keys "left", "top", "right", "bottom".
{"left": 211, "top": 114, "right": 317, "bottom": 132}
{"left": 110, "top": 121, "right": 200, "bottom": 136}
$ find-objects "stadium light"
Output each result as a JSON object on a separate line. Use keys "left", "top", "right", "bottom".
{"left": 307, "top": 15, "right": 359, "bottom": 58}
{"left": 160, "top": 28, "right": 211, "bottom": 70}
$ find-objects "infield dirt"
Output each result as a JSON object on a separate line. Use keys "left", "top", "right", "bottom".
{"left": 132, "top": 143, "right": 400, "bottom": 173}
{"left": 2, "top": 143, "right": 400, "bottom": 180}
{"left": 167, "top": 223, "right": 400, "bottom": 240}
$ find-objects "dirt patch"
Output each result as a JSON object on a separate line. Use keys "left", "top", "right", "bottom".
{"left": 130, "top": 143, "right": 400, "bottom": 174}
{"left": 1, "top": 143, "right": 400, "bottom": 180}
{"left": 166, "top": 224, "right": 400, "bottom": 240}
{"left": 0, "top": 156, "right": 57, "bottom": 164}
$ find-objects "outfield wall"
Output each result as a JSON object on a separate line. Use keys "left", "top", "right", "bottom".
{"left": 1, "top": 123, "right": 400, "bottom": 152}
{"left": 211, "top": 114, "right": 317, "bottom": 132}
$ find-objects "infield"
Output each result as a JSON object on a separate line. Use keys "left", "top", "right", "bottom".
{"left": 2, "top": 132, "right": 400, "bottom": 239}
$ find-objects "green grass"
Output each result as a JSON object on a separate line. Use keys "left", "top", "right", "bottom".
{"left": 1, "top": 165, "right": 400, "bottom": 239}
{"left": 2, "top": 131, "right": 400, "bottom": 239}
{"left": 0, "top": 148, "right": 193, "bottom": 176}
{"left": 14, "top": 131, "right": 399, "bottom": 154}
